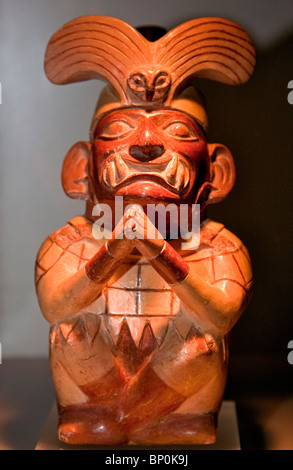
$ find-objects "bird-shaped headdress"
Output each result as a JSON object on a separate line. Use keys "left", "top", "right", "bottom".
{"left": 44, "top": 16, "right": 255, "bottom": 137}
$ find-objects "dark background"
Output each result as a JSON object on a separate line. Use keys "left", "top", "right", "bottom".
{"left": 196, "top": 31, "right": 293, "bottom": 447}
{"left": 198, "top": 31, "right": 293, "bottom": 374}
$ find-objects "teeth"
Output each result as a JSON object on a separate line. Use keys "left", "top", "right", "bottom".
{"left": 175, "top": 162, "right": 185, "bottom": 190}
{"left": 164, "top": 158, "right": 189, "bottom": 191}
{"left": 184, "top": 166, "right": 189, "bottom": 187}
{"left": 165, "top": 156, "right": 178, "bottom": 185}
{"left": 114, "top": 155, "right": 129, "bottom": 181}
{"left": 103, "top": 155, "right": 189, "bottom": 193}
{"left": 107, "top": 160, "right": 117, "bottom": 187}
{"left": 104, "top": 156, "right": 130, "bottom": 187}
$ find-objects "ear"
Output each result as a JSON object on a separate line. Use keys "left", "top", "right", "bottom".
{"left": 207, "top": 143, "right": 236, "bottom": 205}
{"left": 61, "top": 141, "right": 92, "bottom": 200}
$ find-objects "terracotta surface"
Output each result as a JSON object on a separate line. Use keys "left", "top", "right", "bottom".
{"left": 35, "top": 15, "right": 255, "bottom": 445}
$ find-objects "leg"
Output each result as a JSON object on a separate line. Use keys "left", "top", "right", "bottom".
{"left": 50, "top": 313, "right": 127, "bottom": 445}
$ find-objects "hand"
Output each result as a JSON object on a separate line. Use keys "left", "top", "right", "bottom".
{"left": 123, "top": 205, "right": 165, "bottom": 259}
{"left": 106, "top": 208, "right": 135, "bottom": 259}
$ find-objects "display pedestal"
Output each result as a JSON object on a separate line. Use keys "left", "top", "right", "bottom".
{"left": 35, "top": 400, "right": 240, "bottom": 450}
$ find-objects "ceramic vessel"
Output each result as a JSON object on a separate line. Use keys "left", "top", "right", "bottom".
{"left": 35, "top": 16, "right": 255, "bottom": 445}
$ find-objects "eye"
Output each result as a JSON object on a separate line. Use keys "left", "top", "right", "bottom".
{"left": 164, "top": 121, "right": 199, "bottom": 141}
{"left": 156, "top": 77, "right": 166, "bottom": 86}
{"left": 98, "top": 120, "right": 135, "bottom": 140}
{"left": 128, "top": 73, "right": 146, "bottom": 92}
{"left": 154, "top": 72, "right": 171, "bottom": 89}
{"left": 132, "top": 75, "right": 144, "bottom": 87}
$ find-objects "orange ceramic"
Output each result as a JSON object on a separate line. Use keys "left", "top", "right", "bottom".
{"left": 35, "top": 16, "right": 255, "bottom": 445}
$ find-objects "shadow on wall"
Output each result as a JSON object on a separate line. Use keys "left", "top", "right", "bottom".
{"left": 194, "top": 30, "right": 293, "bottom": 385}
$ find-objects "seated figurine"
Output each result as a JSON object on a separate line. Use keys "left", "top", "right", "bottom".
{"left": 35, "top": 16, "right": 255, "bottom": 445}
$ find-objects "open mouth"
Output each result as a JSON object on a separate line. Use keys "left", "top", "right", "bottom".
{"left": 102, "top": 154, "right": 190, "bottom": 194}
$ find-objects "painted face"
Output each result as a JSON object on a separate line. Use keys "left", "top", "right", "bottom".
{"left": 92, "top": 108, "right": 210, "bottom": 205}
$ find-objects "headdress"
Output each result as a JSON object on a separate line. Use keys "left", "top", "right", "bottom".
{"left": 44, "top": 16, "right": 255, "bottom": 138}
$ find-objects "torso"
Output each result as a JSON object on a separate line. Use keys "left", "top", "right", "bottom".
{"left": 36, "top": 215, "right": 253, "bottom": 345}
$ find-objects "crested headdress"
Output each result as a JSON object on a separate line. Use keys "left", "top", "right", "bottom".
{"left": 44, "top": 16, "right": 255, "bottom": 137}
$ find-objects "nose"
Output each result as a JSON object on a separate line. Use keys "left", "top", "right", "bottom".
{"left": 129, "top": 144, "right": 165, "bottom": 162}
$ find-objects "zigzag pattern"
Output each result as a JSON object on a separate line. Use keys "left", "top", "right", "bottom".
{"left": 50, "top": 312, "right": 216, "bottom": 380}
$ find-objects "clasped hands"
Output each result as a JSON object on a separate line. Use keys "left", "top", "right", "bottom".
{"left": 106, "top": 204, "right": 166, "bottom": 262}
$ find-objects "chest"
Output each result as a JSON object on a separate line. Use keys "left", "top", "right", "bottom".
{"left": 102, "top": 260, "right": 181, "bottom": 317}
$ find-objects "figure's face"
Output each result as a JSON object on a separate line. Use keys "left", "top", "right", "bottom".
{"left": 92, "top": 108, "right": 210, "bottom": 205}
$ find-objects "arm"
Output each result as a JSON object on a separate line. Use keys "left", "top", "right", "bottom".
{"left": 130, "top": 207, "right": 252, "bottom": 336}
{"left": 36, "top": 219, "right": 132, "bottom": 324}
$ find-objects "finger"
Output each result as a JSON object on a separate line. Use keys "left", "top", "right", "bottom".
{"left": 133, "top": 237, "right": 165, "bottom": 258}
{"left": 124, "top": 219, "right": 138, "bottom": 240}
{"left": 124, "top": 204, "right": 144, "bottom": 219}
